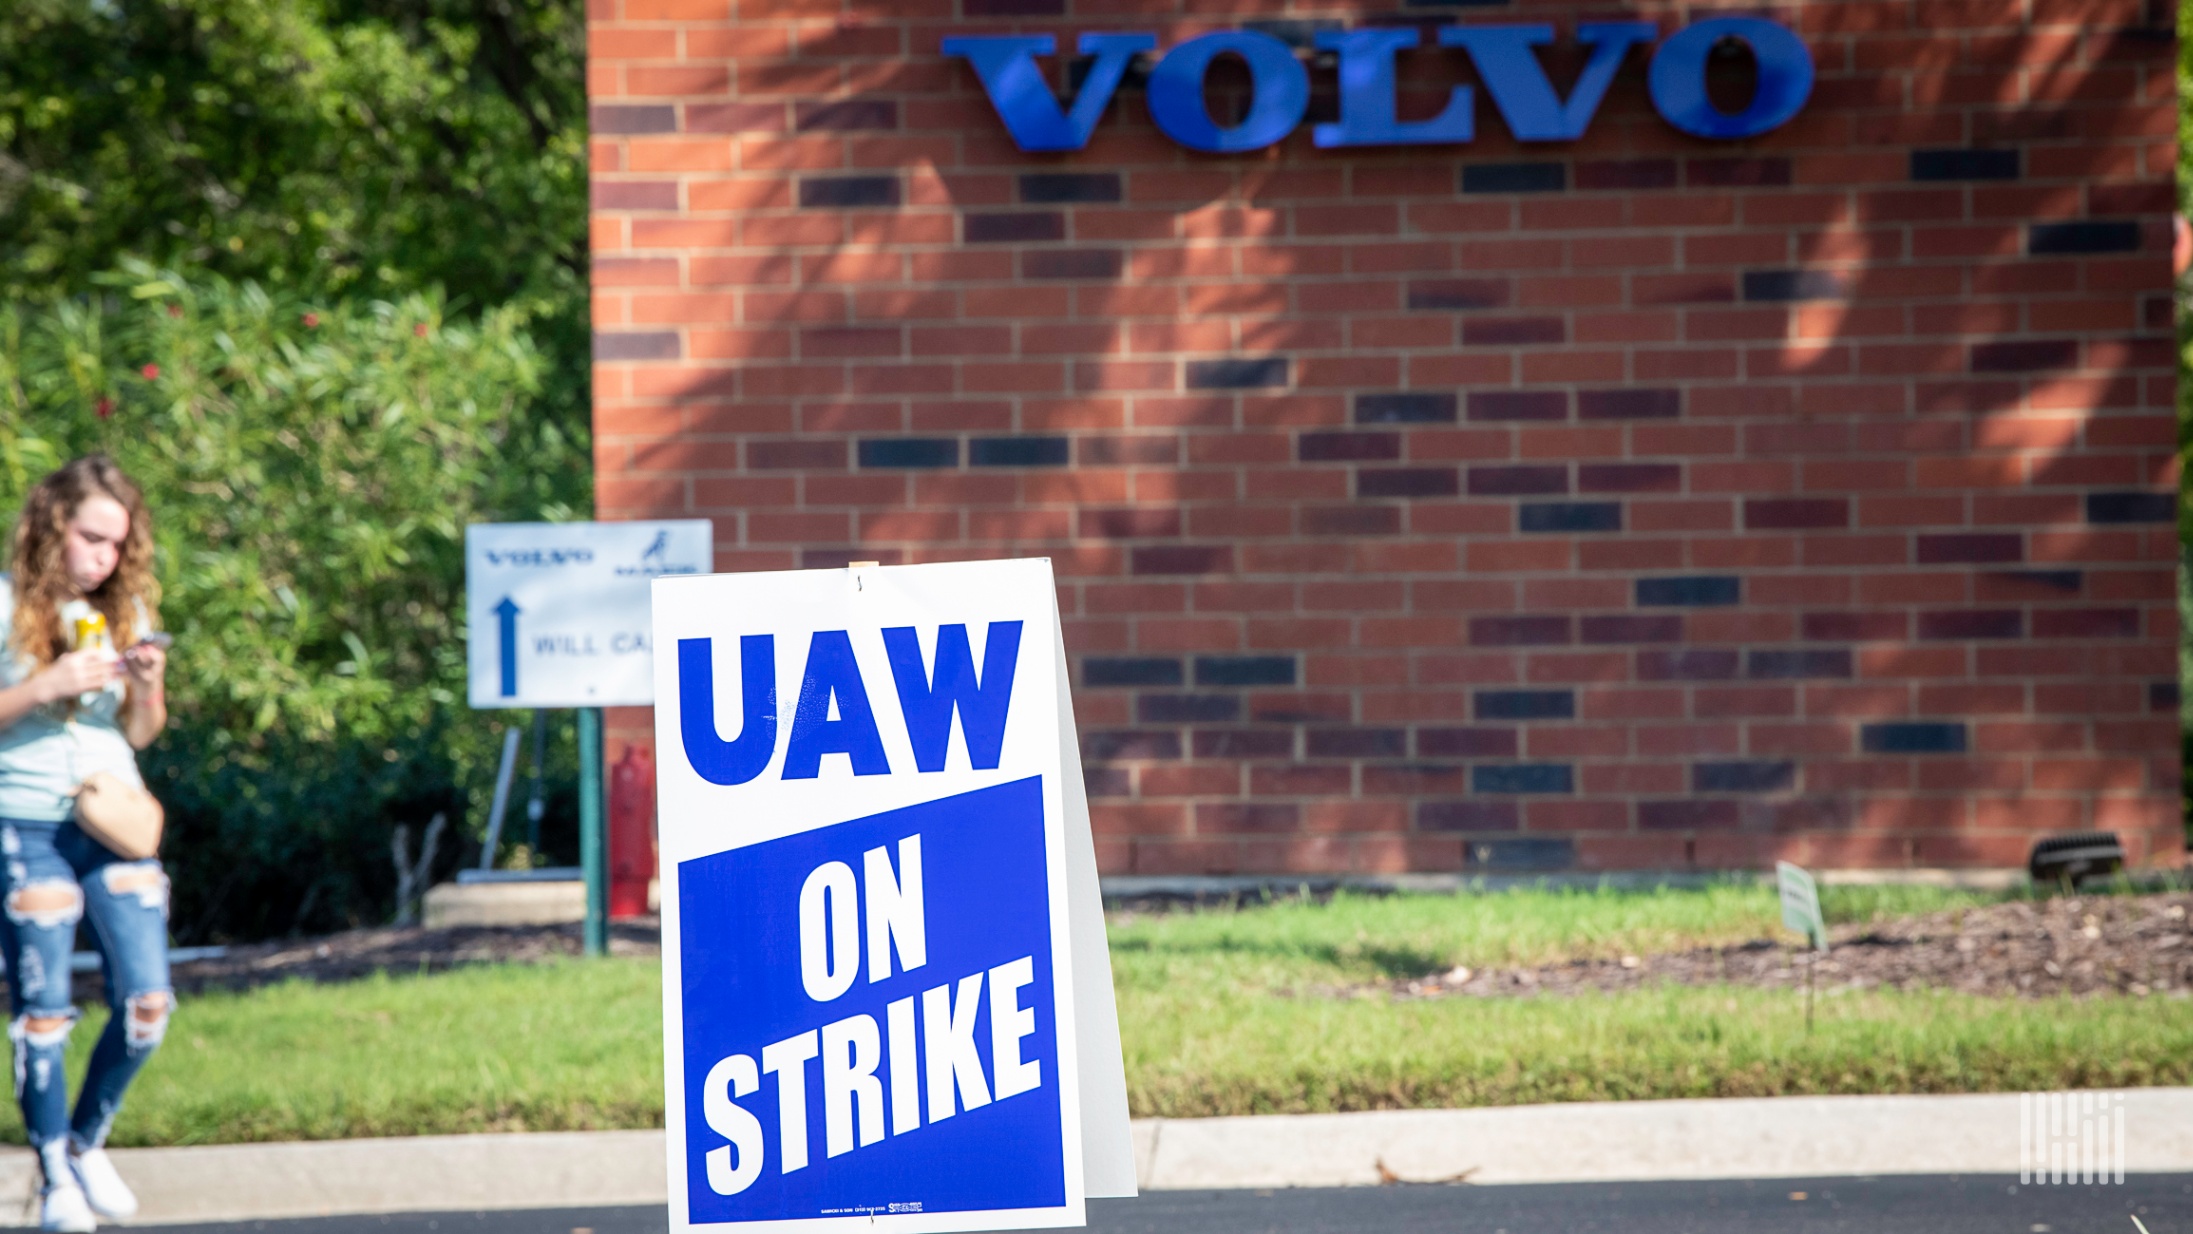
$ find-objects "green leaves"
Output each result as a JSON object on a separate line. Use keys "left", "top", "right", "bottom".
{"left": 1, "top": 265, "right": 578, "bottom": 938}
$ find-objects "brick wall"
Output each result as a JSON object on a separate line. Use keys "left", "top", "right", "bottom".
{"left": 587, "top": 0, "right": 2185, "bottom": 876}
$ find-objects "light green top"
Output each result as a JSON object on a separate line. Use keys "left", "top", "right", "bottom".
{"left": 0, "top": 575, "right": 148, "bottom": 822}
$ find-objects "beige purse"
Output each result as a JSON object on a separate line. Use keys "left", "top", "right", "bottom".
{"left": 73, "top": 771, "right": 165, "bottom": 860}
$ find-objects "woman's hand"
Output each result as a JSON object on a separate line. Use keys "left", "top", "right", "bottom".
{"left": 35, "top": 649, "right": 120, "bottom": 703}
{"left": 122, "top": 642, "right": 166, "bottom": 691}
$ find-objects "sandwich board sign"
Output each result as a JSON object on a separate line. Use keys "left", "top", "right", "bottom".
{"left": 465, "top": 520, "right": 711, "bottom": 708}
{"left": 650, "top": 557, "right": 1135, "bottom": 1233}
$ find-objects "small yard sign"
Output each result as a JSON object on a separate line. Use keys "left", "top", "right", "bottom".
{"left": 1776, "top": 861, "right": 1828, "bottom": 952}
{"left": 650, "top": 558, "right": 1133, "bottom": 1233}
{"left": 464, "top": 520, "right": 711, "bottom": 709}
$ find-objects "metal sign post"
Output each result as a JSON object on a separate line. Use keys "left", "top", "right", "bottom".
{"left": 464, "top": 520, "right": 710, "bottom": 957}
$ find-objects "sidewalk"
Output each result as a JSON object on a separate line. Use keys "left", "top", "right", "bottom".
{"left": 9, "top": 1089, "right": 2189, "bottom": 1225}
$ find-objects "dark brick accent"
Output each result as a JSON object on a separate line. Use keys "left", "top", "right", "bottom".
{"left": 1198, "top": 803, "right": 1301, "bottom": 834}
{"left": 2086, "top": 491, "right": 2175, "bottom": 523}
{"left": 795, "top": 99, "right": 897, "bottom": 131}
{"left": 1359, "top": 468, "right": 1459, "bottom": 498}
{"left": 799, "top": 176, "right": 900, "bottom": 208}
{"left": 1746, "top": 498, "right": 1848, "bottom": 530}
{"left": 593, "top": 331, "right": 679, "bottom": 360}
{"left": 1640, "top": 799, "right": 1740, "bottom": 829}
{"left": 1464, "top": 838, "right": 1576, "bottom": 871}
{"left": 1475, "top": 690, "right": 1575, "bottom": 720}
{"left": 1020, "top": 172, "right": 1122, "bottom": 203}
{"left": 1193, "top": 729, "right": 1294, "bottom": 759}
{"left": 1468, "top": 465, "right": 1568, "bottom": 496}
{"left": 1083, "top": 730, "right": 1182, "bottom": 760}
{"left": 1472, "top": 764, "right": 1574, "bottom": 794}
{"left": 1742, "top": 269, "right": 1852, "bottom": 302}
{"left": 1464, "top": 317, "right": 1567, "bottom": 346}
{"left": 1747, "top": 649, "right": 1853, "bottom": 678}
{"left": 1688, "top": 157, "right": 1792, "bottom": 186}
{"left": 1578, "top": 388, "right": 1680, "bottom": 419}
{"left": 969, "top": 436, "right": 1070, "bottom": 467}
{"left": 1638, "top": 649, "right": 1740, "bottom": 680}
{"left": 1988, "top": 570, "right": 2082, "bottom": 594}
{"left": 1469, "top": 615, "right": 1572, "bottom": 646}
{"left": 1520, "top": 502, "right": 1622, "bottom": 533}
{"left": 749, "top": 439, "right": 847, "bottom": 470}
{"left": 1300, "top": 431, "right": 1401, "bottom": 462}
{"left": 1581, "top": 614, "right": 1682, "bottom": 643}
{"left": 1187, "top": 357, "right": 1290, "bottom": 389}
{"left": 965, "top": 0, "right": 1065, "bottom": 13}
{"left": 1970, "top": 339, "right": 2078, "bottom": 372}
{"left": 1356, "top": 392, "right": 1458, "bottom": 423}
{"left": 589, "top": 104, "right": 676, "bottom": 134}
{"left": 1802, "top": 611, "right": 1905, "bottom": 640}
{"left": 1468, "top": 390, "right": 1568, "bottom": 421}
{"left": 1418, "top": 800, "right": 1521, "bottom": 832}
{"left": 1418, "top": 727, "right": 1519, "bottom": 757}
{"left": 1079, "top": 437, "right": 1177, "bottom": 465}
{"left": 1462, "top": 162, "right": 1566, "bottom": 193}
{"left": 1576, "top": 159, "right": 1677, "bottom": 190}
{"left": 1083, "top": 767, "right": 1132, "bottom": 796}
{"left": 1579, "top": 464, "right": 1680, "bottom": 493}
{"left": 1406, "top": 279, "right": 1509, "bottom": 311}
{"left": 1694, "top": 760, "right": 1797, "bottom": 793}
{"left": 858, "top": 438, "right": 958, "bottom": 468}
{"left": 965, "top": 211, "right": 1065, "bottom": 243}
{"left": 2028, "top": 221, "right": 2140, "bottom": 254}
{"left": 1132, "top": 545, "right": 1233, "bottom": 575}
{"left": 1196, "top": 656, "right": 1297, "bottom": 687}
{"left": 1919, "top": 609, "right": 2023, "bottom": 639}
{"left": 1636, "top": 576, "right": 1740, "bottom": 606}
{"left": 1918, "top": 533, "right": 2022, "bottom": 564}
{"left": 1306, "top": 728, "right": 1407, "bottom": 758}
{"left": 1024, "top": 249, "right": 1123, "bottom": 280}
{"left": 1911, "top": 148, "right": 2020, "bottom": 180}
{"left": 2031, "top": 609, "right": 2142, "bottom": 638}
{"left": 1084, "top": 657, "right": 1184, "bottom": 688}
{"left": 2152, "top": 681, "right": 2181, "bottom": 712}
{"left": 1138, "top": 694, "right": 1242, "bottom": 723}
{"left": 1862, "top": 722, "right": 1968, "bottom": 754}
{"left": 1081, "top": 508, "right": 1181, "bottom": 538}
{"left": 1304, "top": 506, "right": 1401, "bottom": 535}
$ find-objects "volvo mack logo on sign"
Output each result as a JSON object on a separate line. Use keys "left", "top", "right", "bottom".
{"left": 944, "top": 17, "right": 1813, "bottom": 153}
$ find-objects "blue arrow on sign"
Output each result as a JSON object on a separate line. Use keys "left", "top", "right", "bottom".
{"left": 494, "top": 596, "right": 521, "bottom": 698}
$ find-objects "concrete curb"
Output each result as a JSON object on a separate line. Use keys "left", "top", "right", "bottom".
{"left": 4, "top": 1089, "right": 2186, "bottom": 1225}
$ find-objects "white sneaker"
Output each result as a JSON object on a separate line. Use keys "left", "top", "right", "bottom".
{"left": 36, "top": 1143, "right": 95, "bottom": 1233}
{"left": 68, "top": 1147, "right": 136, "bottom": 1221}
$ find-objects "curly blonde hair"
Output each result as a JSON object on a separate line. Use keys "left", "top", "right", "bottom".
{"left": 9, "top": 455, "right": 159, "bottom": 669}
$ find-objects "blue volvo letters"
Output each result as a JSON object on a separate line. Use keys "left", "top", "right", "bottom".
{"left": 945, "top": 17, "right": 1813, "bottom": 153}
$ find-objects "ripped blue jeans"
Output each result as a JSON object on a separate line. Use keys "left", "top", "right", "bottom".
{"left": 0, "top": 818, "right": 171, "bottom": 1150}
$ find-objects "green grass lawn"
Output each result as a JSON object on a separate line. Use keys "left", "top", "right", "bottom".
{"left": 13, "top": 883, "right": 2188, "bottom": 1146}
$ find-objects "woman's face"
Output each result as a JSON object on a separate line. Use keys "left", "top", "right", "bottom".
{"left": 62, "top": 494, "right": 130, "bottom": 595}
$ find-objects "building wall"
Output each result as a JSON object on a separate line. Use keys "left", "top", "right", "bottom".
{"left": 587, "top": 0, "right": 2185, "bottom": 876}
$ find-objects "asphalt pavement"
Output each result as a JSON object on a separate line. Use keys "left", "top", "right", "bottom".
{"left": 140, "top": 1174, "right": 2193, "bottom": 1234}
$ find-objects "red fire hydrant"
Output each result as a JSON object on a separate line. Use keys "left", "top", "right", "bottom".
{"left": 608, "top": 743, "right": 657, "bottom": 919}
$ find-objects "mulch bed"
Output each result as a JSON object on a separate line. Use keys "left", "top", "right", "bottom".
{"left": 92, "top": 919, "right": 664, "bottom": 1000}
{"left": 1380, "top": 892, "right": 2193, "bottom": 1002}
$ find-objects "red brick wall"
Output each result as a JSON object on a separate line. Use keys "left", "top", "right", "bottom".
{"left": 587, "top": 0, "right": 2185, "bottom": 876}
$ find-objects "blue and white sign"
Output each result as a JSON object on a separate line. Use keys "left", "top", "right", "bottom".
{"left": 465, "top": 520, "right": 711, "bottom": 709}
{"left": 651, "top": 558, "right": 1134, "bottom": 1233}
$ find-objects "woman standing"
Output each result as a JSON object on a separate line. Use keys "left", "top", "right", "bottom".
{"left": 0, "top": 456, "right": 171, "bottom": 1232}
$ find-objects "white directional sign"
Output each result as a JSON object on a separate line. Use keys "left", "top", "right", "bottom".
{"left": 651, "top": 558, "right": 1134, "bottom": 1234}
{"left": 466, "top": 520, "right": 712, "bottom": 709}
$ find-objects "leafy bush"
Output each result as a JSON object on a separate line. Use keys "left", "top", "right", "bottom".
{"left": 0, "top": 264, "right": 584, "bottom": 940}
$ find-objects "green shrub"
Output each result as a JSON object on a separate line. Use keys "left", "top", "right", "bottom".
{"left": 0, "top": 264, "right": 583, "bottom": 939}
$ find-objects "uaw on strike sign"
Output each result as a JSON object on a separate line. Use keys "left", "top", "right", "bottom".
{"left": 651, "top": 558, "right": 1135, "bottom": 1234}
